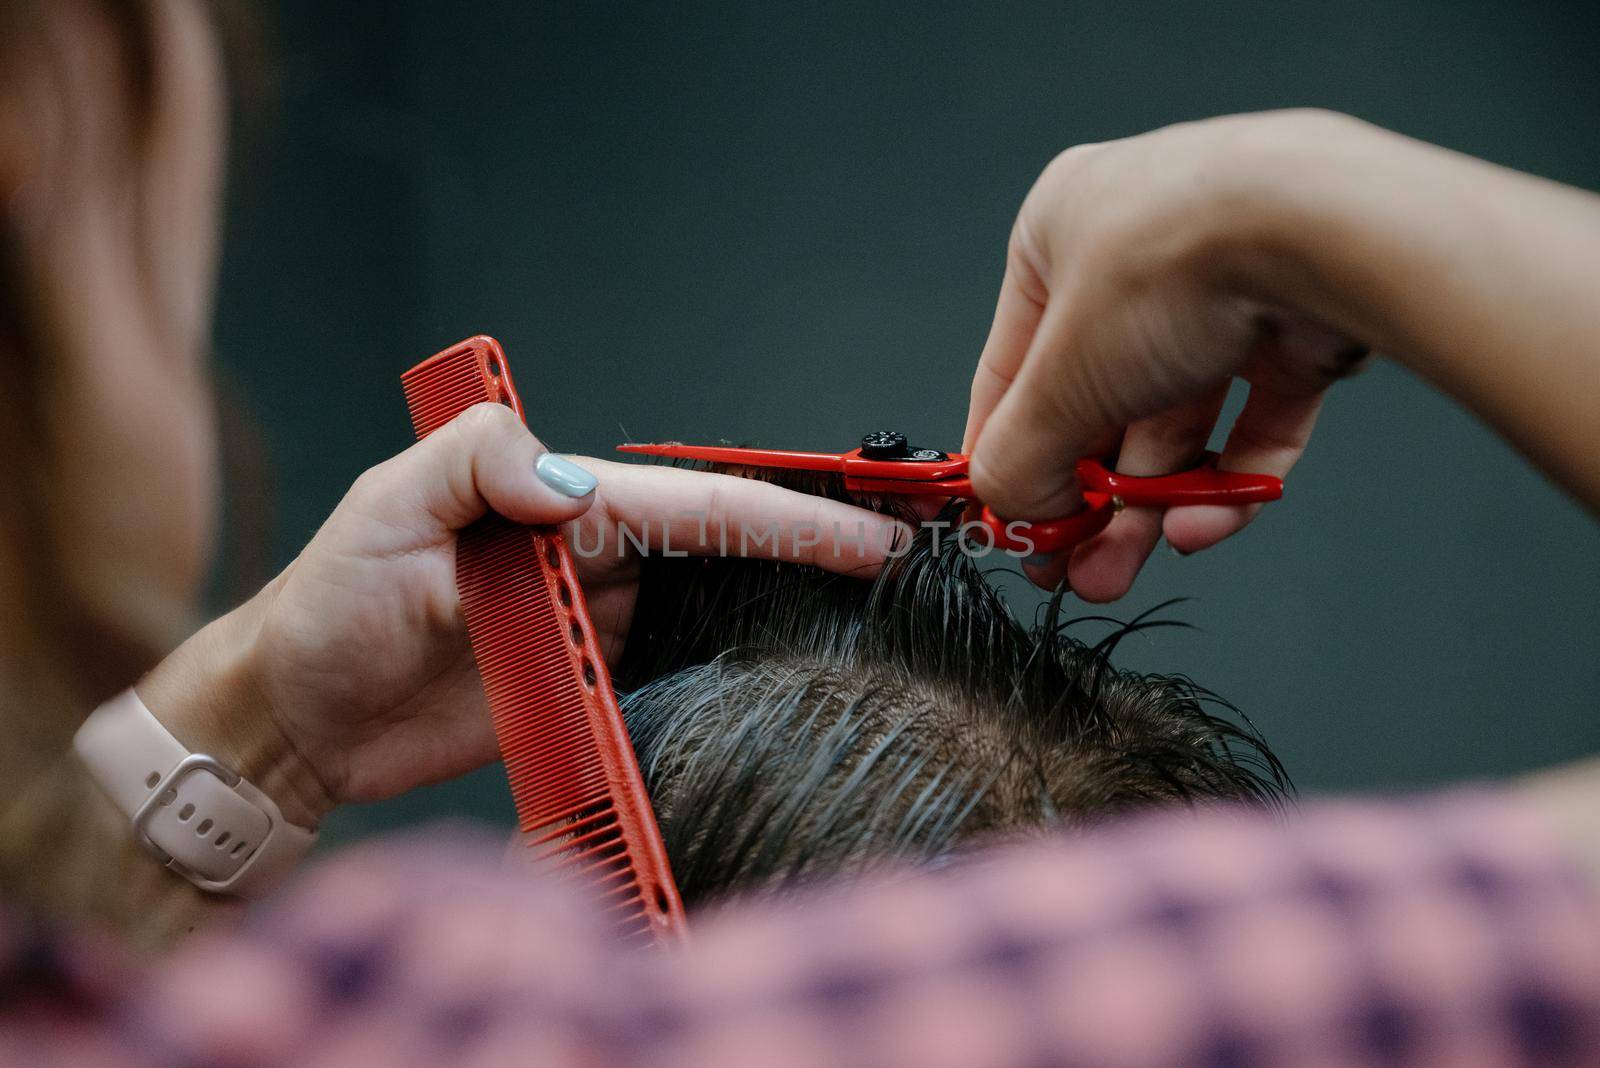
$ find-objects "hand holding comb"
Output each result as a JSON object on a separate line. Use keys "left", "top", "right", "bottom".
{"left": 401, "top": 335, "right": 685, "bottom": 945}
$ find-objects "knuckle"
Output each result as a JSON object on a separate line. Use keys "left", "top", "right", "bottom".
{"left": 970, "top": 359, "right": 1014, "bottom": 397}
{"left": 799, "top": 497, "right": 826, "bottom": 564}
{"left": 1004, "top": 219, "right": 1034, "bottom": 268}
{"left": 1240, "top": 108, "right": 1363, "bottom": 154}
{"left": 1320, "top": 343, "right": 1373, "bottom": 383}
{"left": 1227, "top": 421, "right": 1303, "bottom": 464}
{"left": 1004, "top": 220, "right": 1053, "bottom": 305}
{"left": 969, "top": 449, "right": 1039, "bottom": 518}
{"left": 454, "top": 400, "right": 523, "bottom": 440}
{"left": 1032, "top": 144, "right": 1107, "bottom": 211}
{"left": 1279, "top": 106, "right": 1353, "bottom": 129}
{"left": 1016, "top": 144, "right": 1112, "bottom": 278}
{"left": 347, "top": 461, "right": 390, "bottom": 501}
{"left": 450, "top": 401, "right": 542, "bottom": 455}
{"left": 1040, "top": 142, "right": 1101, "bottom": 184}
{"left": 1138, "top": 408, "right": 1214, "bottom": 459}
{"left": 700, "top": 480, "right": 729, "bottom": 545}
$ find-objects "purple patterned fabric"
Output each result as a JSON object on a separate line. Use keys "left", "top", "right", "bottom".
{"left": 4, "top": 792, "right": 1599, "bottom": 1066}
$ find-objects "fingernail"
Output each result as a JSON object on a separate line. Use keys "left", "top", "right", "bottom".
{"left": 535, "top": 453, "right": 597, "bottom": 498}
{"left": 1327, "top": 342, "right": 1372, "bottom": 379}
{"left": 1168, "top": 543, "right": 1191, "bottom": 558}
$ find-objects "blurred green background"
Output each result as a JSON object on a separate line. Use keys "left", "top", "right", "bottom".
{"left": 211, "top": 1, "right": 1600, "bottom": 845}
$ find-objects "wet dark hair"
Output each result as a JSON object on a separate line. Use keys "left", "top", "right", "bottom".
{"left": 616, "top": 473, "right": 1289, "bottom": 907}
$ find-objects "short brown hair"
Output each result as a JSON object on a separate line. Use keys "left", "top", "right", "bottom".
{"left": 619, "top": 480, "right": 1288, "bottom": 905}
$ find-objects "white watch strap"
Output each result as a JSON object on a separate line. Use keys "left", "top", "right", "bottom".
{"left": 73, "top": 689, "right": 317, "bottom": 896}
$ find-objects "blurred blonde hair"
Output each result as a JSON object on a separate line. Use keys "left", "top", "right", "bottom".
{"left": 0, "top": 0, "right": 184, "bottom": 801}
{"left": 0, "top": 0, "right": 280, "bottom": 943}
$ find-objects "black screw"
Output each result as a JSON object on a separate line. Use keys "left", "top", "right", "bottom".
{"left": 859, "top": 430, "right": 910, "bottom": 459}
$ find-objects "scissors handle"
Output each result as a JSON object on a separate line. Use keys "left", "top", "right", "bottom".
{"left": 1077, "top": 453, "right": 1282, "bottom": 506}
{"left": 978, "top": 454, "right": 1282, "bottom": 555}
{"left": 979, "top": 494, "right": 1118, "bottom": 555}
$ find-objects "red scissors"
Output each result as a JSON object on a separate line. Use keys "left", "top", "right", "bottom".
{"left": 617, "top": 431, "right": 1283, "bottom": 555}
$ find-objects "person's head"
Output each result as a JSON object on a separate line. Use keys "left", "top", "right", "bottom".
{"left": 617, "top": 479, "right": 1288, "bottom": 906}
{"left": 0, "top": 0, "right": 228, "bottom": 762}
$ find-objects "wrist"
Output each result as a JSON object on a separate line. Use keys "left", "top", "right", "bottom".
{"left": 136, "top": 593, "right": 332, "bottom": 830}
{"left": 1192, "top": 111, "right": 1396, "bottom": 330}
{"left": 1199, "top": 110, "right": 1494, "bottom": 375}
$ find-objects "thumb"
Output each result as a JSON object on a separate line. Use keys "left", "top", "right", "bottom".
{"left": 349, "top": 402, "right": 597, "bottom": 541}
{"left": 970, "top": 278, "right": 1234, "bottom": 520}
{"left": 968, "top": 296, "right": 1102, "bottom": 521}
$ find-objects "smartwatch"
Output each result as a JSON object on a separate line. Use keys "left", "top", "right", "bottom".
{"left": 73, "top": 689, "right": 317, "bottom": 896}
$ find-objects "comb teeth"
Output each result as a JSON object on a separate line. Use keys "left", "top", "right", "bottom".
{"left": 401, "top": 338, "right": 512, "bottom": 438}
{"left": 459, "top": 518, "right": 609, "bottom": 826}
{"left": 402, "top": 336, "right": 686, "bottom": 946}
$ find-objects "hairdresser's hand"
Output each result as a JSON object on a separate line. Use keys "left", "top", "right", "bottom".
{"left": 140, "top": 403, "right": 905, "bottom": 827}
{"left": 965, "top": 110, "right": 1382, "bottom": 600}
{"left": 967, "top": 108, "right": 1600, "bottom": 600}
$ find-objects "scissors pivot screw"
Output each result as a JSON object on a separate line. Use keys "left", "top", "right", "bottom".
{"left": 859, "top": 430, "right": 910, "bottom": 458}
{"left": 859, "top": 431, "right": 948, "bottom": 463}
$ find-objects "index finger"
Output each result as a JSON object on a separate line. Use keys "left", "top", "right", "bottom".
{"left": 962, "top": 238, "right": 1049, "bottom": 453}
{"left": 582, "top": 459, "right": 913, "bottom": 577}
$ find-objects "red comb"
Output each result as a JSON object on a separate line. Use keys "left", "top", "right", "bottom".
{"left": 402, "top": 336, "right": 685, "bottom": 945}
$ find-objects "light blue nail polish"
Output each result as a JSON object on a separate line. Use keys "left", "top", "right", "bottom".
{"left": 535, "top": 453, "right": 597, "bottom": 498}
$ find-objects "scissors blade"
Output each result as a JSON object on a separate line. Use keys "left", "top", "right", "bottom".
{"left": 617, "top": 442, "right": 848, "bottom": 474}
